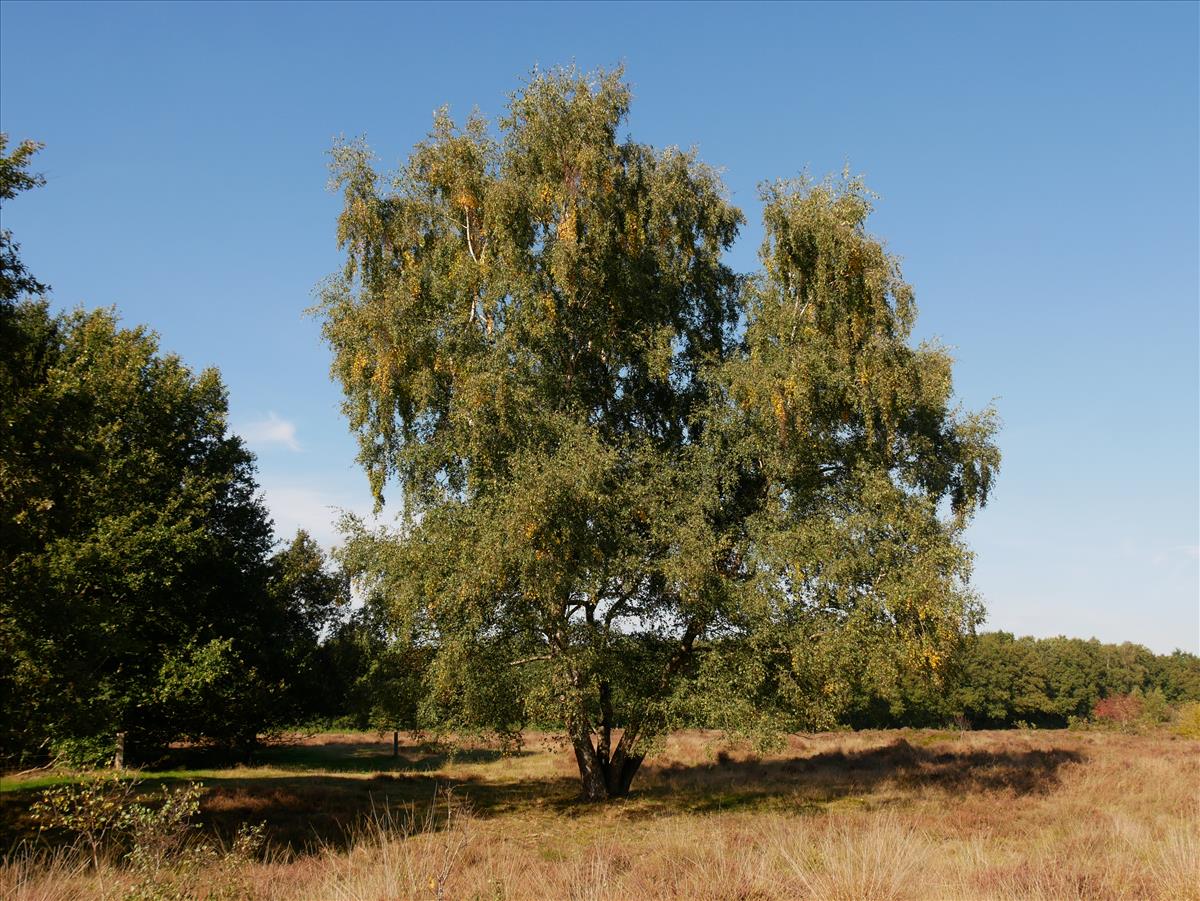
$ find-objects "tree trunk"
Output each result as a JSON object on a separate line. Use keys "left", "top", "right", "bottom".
{"left": 570, "top": 731, "right": 645, "bottom": 801}
{"left": 572, "top": 736, "right": 610, "bottom": 801}
{"left": 565, "top": 623, "right": 698, "bottom": 800}
{"left": 605, "top": 750, "right": 644, "bottom": 798}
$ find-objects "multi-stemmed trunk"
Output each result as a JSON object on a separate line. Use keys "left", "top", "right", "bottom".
{"left": 571, "top": 727, "right": 645, "bottom": 801}
{"left": 566, "top": 676, "right": 649, "bottom": 801}
{"left": 565, "top": 625, "right": 701, "bottom": 800}
{"left": 573, "top": 734, "right": 648, "bottom": 801}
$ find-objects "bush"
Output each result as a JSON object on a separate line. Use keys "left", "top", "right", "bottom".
{"left": 1092, "top": 693, "right": 1144, "bottom": 728}
{"left": 30, "top": 771, "right": 266, "bottom": 899}
{"left": 1172, "top": 702, "right": 1200, "bottom": 739}
{"left": 1140, "top": 687, "right": 1171, "bottom": 725}
{"left": 30, "top": 771, "right": 139, "bottom": 868}
{"left": 155, "top": 639, "right": 277, "bottom": 752}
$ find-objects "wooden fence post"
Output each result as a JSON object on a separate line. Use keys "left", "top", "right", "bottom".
{"left": 114, "top": 732, "right": 126, "bottom": 770}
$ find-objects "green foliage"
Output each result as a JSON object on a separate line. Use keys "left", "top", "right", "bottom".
{"left": 0, "top": 159, "right": 345, "bottom": 756}
{"left": 0, "top": 133, "right": 47, "bottom": 304}
{"left": 119, "top": 784, "right": 267, "bottom": 901}
{"left": 1, "top": 145, "right": 314, "bottom": 759}
{"left": 310, "top": 594, "right": 428, "bottom": 731}
{"left": 120, "top": 782, "right": 205, "bottom": 883}
{"left": 1172, "top": 702, "right": 1200, "bottom": 739}
{"left": 260, "top": 529, "right": 353, "bottom": 728}
{"left": 1152, "top": 650, "right": 1200, "bottom": 702}
{"left": 954, "top": 633, "right": 1053, "bottom": 726}
{"left": 48, "top": 734, "right": 122, "bottom": 769}
{"left": 155, "top": 639, "right": 279, "bottom": 751}
{"left": 1139, "top": 687, "right": 1171, "bottom": 725}
{"left": 31, "top": 770, "right": 140, "bottom": 868}
{"left": 317, "top": 67, "right": 999, "bottom": 800}
{"left": 844, "top": 631, "right": 1200, "bottom": 730}
{"left": 0, "top": 300, "right": 288, "bottom": 759}
{"left": 0, "top": 139, "right": 346, "bottom": 756}
{"left": 31, "top": 772, "right": 266, "bottom": 899}
{"left": 268, "top": 530, "right": 347, "bottom": 641}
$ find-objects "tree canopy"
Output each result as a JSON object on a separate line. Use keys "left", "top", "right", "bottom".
{"left": 1, "top": 301, "right": 274, "bottom": 758}
{"left": 845, "top": 632, "right": 1200, "bottom": 729}
{"left": 318, "top": 67, "right": 1000, "bottom": 800}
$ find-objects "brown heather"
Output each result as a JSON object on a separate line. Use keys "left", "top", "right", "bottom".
{"left": 3, "top": 728, "right": 1197, "bottom": 900}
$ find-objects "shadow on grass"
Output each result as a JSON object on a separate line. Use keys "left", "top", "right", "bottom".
{"left": 194, "top": 771, "right": 582, "bottom": 853}
{"left": 1, "top": 736, "right": 1085, "bottom": 856}
{"left": 631, "top": 738, "right": 1085, "bottom": 815}
{"left": 147, "top": 737, "right": 524, "bottom": 775}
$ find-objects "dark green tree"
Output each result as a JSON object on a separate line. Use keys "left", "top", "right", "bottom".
{"left": 315, "top": 599, "right": 429, "bottom": 732}
{"left": 950, "top": 633, "right": 1053, "bottom": 726}
{"left": 0, "top": 143, "right": 346, "bottom": 759}
{"left": 1035, "top": 637, "right": 1104, "bottom": 720}
{"left": 261, "top": 529, "right": 356, "bottom": 724}
{"left": 1152, "top": 650, "right": 1200, "bottom": 703}
{"left": 319, "top": 67, "right": 999, "bottom": 799}
{"left": 268, "top": 530, "right": 347, "bottom": 641}
{"left": 1, "top": 301, "right": 283, "bottom": 760}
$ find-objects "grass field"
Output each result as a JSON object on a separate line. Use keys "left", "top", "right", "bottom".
{"left": 2, "top": 728, "right": 1197, "bottom": 900}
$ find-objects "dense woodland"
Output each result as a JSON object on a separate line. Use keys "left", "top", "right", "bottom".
{"left": 2, "top": 78, "right": 1197, "bottom": 776}
{"left": 1, "top": 137, "right": 345, "bottom": 765}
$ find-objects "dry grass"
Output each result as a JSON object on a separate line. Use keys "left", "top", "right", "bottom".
{"left": 2, "top": 728, "right": 1197, "bottom": 900}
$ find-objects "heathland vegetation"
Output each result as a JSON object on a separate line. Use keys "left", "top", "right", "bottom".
{"left": 3, "top": 728, "right": 1198, "bottom": 899}
{"left": 2, "top": 69, "right": 1198, "bottom": 899}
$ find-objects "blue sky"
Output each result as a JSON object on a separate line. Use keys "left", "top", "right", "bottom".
{"left": 2, "top": 1, "right": 1196, "bottom": 653}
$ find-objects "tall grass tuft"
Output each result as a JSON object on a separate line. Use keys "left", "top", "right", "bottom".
{"left": 0, "top": 847, "right": 94, "bottom": 901}
{"left": 1150, "top": 819, "right": 1200, "bottom": 901}
{"left": 317, "top": 788, "right": 474, "bottom": 901}
{"left": 777, "top": 812, "right": 928, "bottom": 901}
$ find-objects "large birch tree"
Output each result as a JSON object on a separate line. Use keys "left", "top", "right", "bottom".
{"left": 318, "top": 67, "right": 999, "bottom": 800}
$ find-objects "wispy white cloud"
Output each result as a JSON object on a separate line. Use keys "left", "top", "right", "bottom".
{"left": 238, "top": 412, "right": 301, "bottom": 452}
{"left": 256, "top": 480, "right": 381, "bottom": 551}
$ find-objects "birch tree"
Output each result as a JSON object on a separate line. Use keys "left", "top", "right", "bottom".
{"left": 318, "top": 67, "right": 999, "bottom": 800}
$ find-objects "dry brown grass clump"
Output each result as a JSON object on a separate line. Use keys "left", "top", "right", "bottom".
{"left": 3, "top": 728, "right": 1197, "bottom": 900}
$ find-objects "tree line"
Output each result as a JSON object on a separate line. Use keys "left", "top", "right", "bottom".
{"left": 842, "top": 631, "right": 1200, "bottom": 729}
{"left": 311, "top": 619, "right": 1200, "bottom": 734}
{"left": 2, "top": 259, "right": 1195, "bottom": 762}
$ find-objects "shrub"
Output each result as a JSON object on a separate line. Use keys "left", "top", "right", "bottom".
{"left": 122, "top": 782, "right": 206, "bottom": 887}
{"left": 1092, "top": 693, "right": 1143, "bottom": 728}
{"left": 30, "top": 772, "right": 266, "bottom": 900}
{"left": 51, "top": 734, "right": 119, "bottom": 768}
{"left": 1139, "top": 687, "right": 1171, "bottom": 726}
{"left": 1172, "top": 702, "right": 1200, "bottom": 739}
{"left": 30, "top": 771, "right": 139, "bottom": 869}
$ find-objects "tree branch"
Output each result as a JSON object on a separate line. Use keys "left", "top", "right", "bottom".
{"left": 508, "top": 654, "right": 552, "bottom": 668}
{"left": 465, "top": 209, "right": 479, "bottom": 263}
